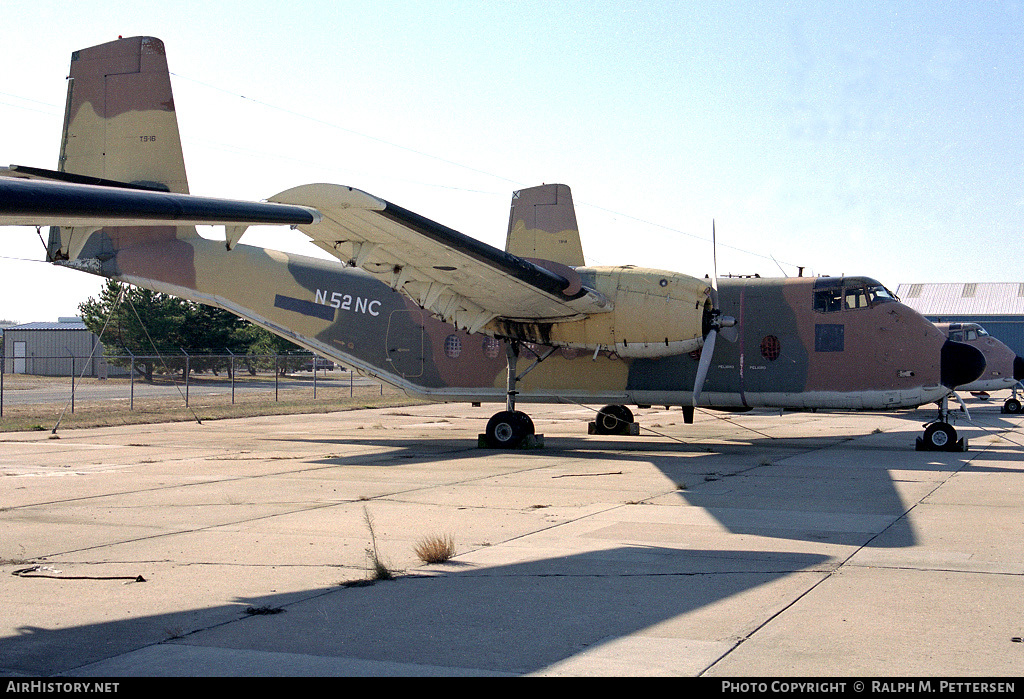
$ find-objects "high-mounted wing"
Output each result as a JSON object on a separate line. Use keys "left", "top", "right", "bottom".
{"left": 0, "top": 171, "right": 613, "bottom": 337}
{"left": 270, "top": 183, "right": 611, "bottom": 334}
{"left": 0, "top": 170, "right": 320, "bottom": 230}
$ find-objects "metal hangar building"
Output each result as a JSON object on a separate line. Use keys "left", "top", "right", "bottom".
{"left": 897, "top": 282, "right": 1024, "bottom": 356}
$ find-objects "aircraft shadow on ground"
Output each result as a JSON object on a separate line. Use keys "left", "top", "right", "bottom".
{"left": 282, "top": 418, "right": 1006, "bottom": 550}
{"left": 7, "top": 411, "right": 1021, "bottom": 675}
{"left": 0, "top": 546, "right": 829, "bottom": 676}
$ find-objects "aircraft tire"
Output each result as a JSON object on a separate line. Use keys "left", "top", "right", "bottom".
{"left": 923, "top": 423, "right": 957, "bottom": 450}
{"left": 485, "top": 410, "right": 534, "bottom": 448}
{"left": 1003, "top": 398, "right": 1022, "bottom": 414}
{"left": 595, "top": 405, "right": 634, "bottom": 436}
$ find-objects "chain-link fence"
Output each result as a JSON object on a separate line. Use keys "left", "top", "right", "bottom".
{"left": 0, "top": 351, "right": 390, "bottom": 420}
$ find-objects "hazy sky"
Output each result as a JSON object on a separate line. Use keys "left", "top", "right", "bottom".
{"left": 2, "top": 0, "right": 1023, "bottom": 323}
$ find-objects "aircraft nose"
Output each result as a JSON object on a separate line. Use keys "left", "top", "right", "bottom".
{"left": 940, "top": 340, "right": 986, "bottom": 389}
{"left": 1015, "top": 356, "right": 1024, "bottom": 382}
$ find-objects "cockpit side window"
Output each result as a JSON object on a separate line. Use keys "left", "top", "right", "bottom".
{"left": 814, "top": 278, "right": 898, "bottom": 313}
{"left": 844, "top": 285, "right": 869, "bottom": 310}
{"left": 949, "top": 331, "right": 964, "bottom": 342}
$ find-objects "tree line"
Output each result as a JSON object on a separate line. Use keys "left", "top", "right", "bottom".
{"left": 79, "top": 280, "right": 306, "bottom": 381}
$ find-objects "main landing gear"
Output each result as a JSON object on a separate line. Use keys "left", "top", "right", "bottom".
{"left": 916, "top": 395, "right": 968, "bottom": 452}
{"left": 480, "top": 342, "right": 544, "bottom": 449}
{"left": 1001, "top": 382, "right": 1023, "bottom": 414}
{"left": 479, "top": 341, "right": 642, "bottom": 447}
{"left": 588, "top": 404, "right": 640, "bottom": 436}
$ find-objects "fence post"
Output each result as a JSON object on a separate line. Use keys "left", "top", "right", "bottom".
{"left": 70, "top": 353, "right": 75, "bottom": 414}
{"left": 274, "top": 354, "right": 279, "bottom": 402}
{"left": 227, "top": 349, "right": 235, "bottom": 404}
{"left": 129, "top": 351, "right": 135, "bottom": 411}
{"left": 183, "top": 349, "right": 190, "bottom": 407}
{"left": 1, "top": 348, "right": 4, "bottom": 418}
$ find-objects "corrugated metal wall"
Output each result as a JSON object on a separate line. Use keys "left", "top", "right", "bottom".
{"left": 897, "top": 283, "right": 1024, "bottom": 357}
{"left": 2, "top": 328, "right": 104, "bottom": 376}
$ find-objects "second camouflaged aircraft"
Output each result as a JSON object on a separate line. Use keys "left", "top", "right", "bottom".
{"left": 0, "top": 37, "right": 986, "bottom": 451}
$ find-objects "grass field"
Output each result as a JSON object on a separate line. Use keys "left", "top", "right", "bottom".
{"left": 0, "top": 373, "right": 424, "bottom": 433}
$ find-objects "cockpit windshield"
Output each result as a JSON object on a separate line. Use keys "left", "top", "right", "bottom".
{"left": 813, "top": 277, "right": 898, "bottom": 313}
{"left": 949, "top": 323, "right": 989, "bottom": 342}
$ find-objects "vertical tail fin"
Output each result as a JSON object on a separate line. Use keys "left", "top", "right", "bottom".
{"left": 505, "top": 183, "right": 585, "bottom": 267}
{"left": 50, "top": 36, "right": 195, "bottom": 263}
{"left": 60, "top": 36, "right": 188, "bottom": 192}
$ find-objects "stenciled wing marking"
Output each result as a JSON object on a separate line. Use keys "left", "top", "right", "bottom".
{"left": 269, "top": 183, "right": 611, "bottom": 334}
{"left": 0, "top": 173, "right": 321, "bottom": 233}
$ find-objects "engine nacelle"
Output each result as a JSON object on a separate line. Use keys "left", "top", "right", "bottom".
{"left": 490, "top": 266, "right": 711, "bottom": 358}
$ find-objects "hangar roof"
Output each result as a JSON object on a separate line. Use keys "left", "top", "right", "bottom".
{"left": 7, "top": 321, "right": 89, "bottom": 331}
{"left": 896, "top": 282, "right": 1024, "bottom": 317}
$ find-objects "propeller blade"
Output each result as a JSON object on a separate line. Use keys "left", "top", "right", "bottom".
{"left": 951, "top": 391, "right": 972, "bottom": 422}
{"left": 711, "top": 219, "right": 718, "bottom": 291}
{"left": 693, "top": 328, "right": 717, "bottom": 406}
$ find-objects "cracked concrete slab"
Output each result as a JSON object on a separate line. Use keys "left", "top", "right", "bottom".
{"left": 1, "top": 397, "right": 1023, "bottom": 676}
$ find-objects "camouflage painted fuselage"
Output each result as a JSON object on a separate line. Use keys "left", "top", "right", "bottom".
{"left": 72, "top": 236, "right": 954, "bottom": 411}
{"left": 934, "top": 322, "right": 1024, "bottom": 392}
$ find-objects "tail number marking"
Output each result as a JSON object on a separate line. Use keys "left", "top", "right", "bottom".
{"left": 316, "top": 289, "right": 381, "bottom": 316}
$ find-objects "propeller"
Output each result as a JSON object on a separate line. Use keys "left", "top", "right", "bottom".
{"left": 951, "top": 390, "right": 972, "bottom": 423}
{"left": 693, "top": 221, "right": 737, "bottom": 407}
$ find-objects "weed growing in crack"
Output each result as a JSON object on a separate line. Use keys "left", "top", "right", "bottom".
{"left": 363, "top": 506, "right": 396, "bottom": 581}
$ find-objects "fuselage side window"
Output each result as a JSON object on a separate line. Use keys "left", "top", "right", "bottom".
{"left": 814, "top": 288, "right": 843, "bottom": 313}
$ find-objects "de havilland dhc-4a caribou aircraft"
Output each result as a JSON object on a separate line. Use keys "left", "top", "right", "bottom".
{"left": 0, "top": 37, "right": 990, "bottom": 451}
{"left": 933, "top": 322, "right": 1024, "bottom": 413}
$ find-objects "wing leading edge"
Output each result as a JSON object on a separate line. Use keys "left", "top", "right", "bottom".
{"left": 0, "top": 172, "right": 320, "bottom": 230}
{"left": 270, "top": 183, "right": 611, "bottom": 334}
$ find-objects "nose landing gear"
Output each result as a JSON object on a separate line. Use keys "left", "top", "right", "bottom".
{"left": 1001, "top": 382, "right": 1023, "bottom": 414}
{"left": 916, "top": 395, "right": 968, "bottom": 452}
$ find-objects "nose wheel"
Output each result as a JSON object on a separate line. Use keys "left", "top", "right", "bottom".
{"left": 1002, "top": 382, "right": 1023, "bottom": 413}
{"left": 916, "top": 396, "right": 968, "bottom": 452}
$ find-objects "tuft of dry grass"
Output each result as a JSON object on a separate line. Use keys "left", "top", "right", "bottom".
{"left": 413, "top": 534, "right": 456, "bottom": 564}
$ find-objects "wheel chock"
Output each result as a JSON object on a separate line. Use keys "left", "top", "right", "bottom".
{"left": 587, "top": 422, "right": 640, "bottom": 436}
{"left": 915, "top": 437, "right": 968, "bottom": 452}
{"left": 477, "top": 433, "right": 544, "bottom": 449}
